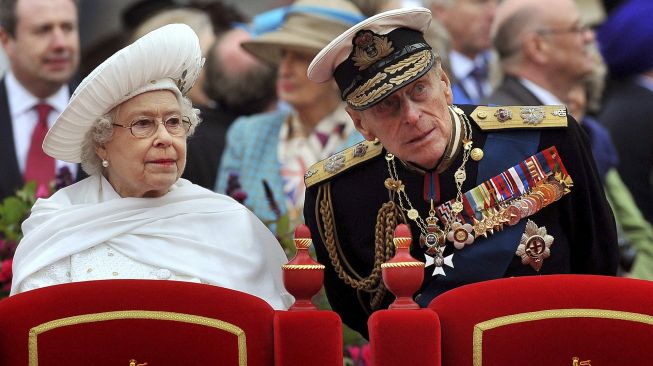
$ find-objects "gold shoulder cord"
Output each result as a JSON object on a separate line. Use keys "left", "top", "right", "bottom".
{"left": 316, "top": 182, "right": 405, "bottom": 312}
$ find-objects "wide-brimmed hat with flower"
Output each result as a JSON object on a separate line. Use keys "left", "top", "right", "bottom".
{"left": 43, "top": 23, "right": 204, "bottom": 163}
{"left": 241, "top": 0, "right": 365, "bottom": 65}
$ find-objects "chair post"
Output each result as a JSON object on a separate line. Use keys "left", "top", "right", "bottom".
{"left": 274, "top": 224, "right": 343, "bottom": 366}
{"left": 369, "top": 224, "right": 441, "bottom": 366}
{"left": 281, "top": 224, "right": 325, "bottom": 310}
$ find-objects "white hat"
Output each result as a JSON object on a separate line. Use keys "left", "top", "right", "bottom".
{"left": 44, "top": 23, "right": 204, "bottom": 163}
{"left": 307, "top": 7, "right": 434, "bottom": 110}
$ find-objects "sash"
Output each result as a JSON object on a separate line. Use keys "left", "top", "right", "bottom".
{"left": 418, "top": 130, "right": 541, "bottom": 306}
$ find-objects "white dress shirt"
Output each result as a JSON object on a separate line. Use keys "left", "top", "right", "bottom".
{"left": 519, "top": 77, "right": 564, "bottom": 105}
{"left": 6, "top": 72, "right": 77, "bottom": 177}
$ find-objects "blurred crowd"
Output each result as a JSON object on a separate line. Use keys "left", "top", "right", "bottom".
{"left": 1, "top": 0, "right": 652, "bottom": 280}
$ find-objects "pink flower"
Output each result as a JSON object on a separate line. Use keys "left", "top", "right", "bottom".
{"left": 346, "top": 343, "right": 371, "bottom": 366}
{"left": 35, "top": 183, "right": 51, "bottom": 198}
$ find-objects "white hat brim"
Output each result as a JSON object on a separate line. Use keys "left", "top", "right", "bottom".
{"left": 44, "top": 23, "right": 204, "bottom": 163}
{"left": 307, "top": 7, "right": 432, "bottom": 83}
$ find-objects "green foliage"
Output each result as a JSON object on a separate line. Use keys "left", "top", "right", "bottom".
{"left": 0, "top": 181, "right": 36, "bottom": 242}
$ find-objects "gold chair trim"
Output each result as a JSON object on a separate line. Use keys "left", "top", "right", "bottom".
{"left": 281, "top": 264, "right": 326, "bottom": 270}
{"left": 28, "top": 310, "right": 247, "bottom": 366}
{"left": 472, "top": 308, "right": 653, "bottom": 366}
{"left": 380, "top": 262, "right": 424, "bottom": 268}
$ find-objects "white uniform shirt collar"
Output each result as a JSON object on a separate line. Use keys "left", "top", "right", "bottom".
{"left": 518, "top": 77, "right": 563, "bottom": 105}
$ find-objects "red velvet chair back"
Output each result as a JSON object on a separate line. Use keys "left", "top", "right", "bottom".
{"left": 0, "top": 279, "right": 341, "bottom": 366}
{"left": 427, "top": 275, "right": 653, "bottom": 366}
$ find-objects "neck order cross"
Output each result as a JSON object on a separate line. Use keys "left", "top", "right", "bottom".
{"left": 384, "top": 106, "right": 473, "bottom": 265}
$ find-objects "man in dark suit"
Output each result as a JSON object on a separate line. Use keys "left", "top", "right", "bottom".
{"left": 303, "top": 7, "right": 618, "bottom": 338}
{"left": 427, "top": 0, "right": 498, "bottom": 104}
{"left": 187, "top": 27, "right": 277, "bottom": 189}
{"left": 485, "top": 0, "right": 597, "bottom": 107}
{"left": 0, "top": 0, "right": 80, "bottom": 200}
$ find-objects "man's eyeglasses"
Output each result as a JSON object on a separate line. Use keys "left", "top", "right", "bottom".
{"left": 113, "top": 115, "right": 192, "bottom": 138}
{"left": 537, "top": 23, "right": 592, "bottom": 36}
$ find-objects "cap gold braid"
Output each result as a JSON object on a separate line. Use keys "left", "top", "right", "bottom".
{"left": 346, "top": 49, "right": 432, "bottom": 109}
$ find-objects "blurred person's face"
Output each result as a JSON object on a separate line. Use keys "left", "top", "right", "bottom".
{"left": 96, "top": 90, "right": 187, "bottom": 198}
{"left": 347, "top": 67, "right": 454, "bottom": 170}
{"left": 0, "top": 0, "right": 79, "bottom": 98}
{"left": 535, "top": 0, "right": 596, "bottom": 84}
{"left": 437, "top": 0, "right": 498, "bottom": 59}
{"left": 205, "top": 28, "right": 277, "bottom": 115}
{"left": 277, "top": 49, "right": 337, "bottom": 109}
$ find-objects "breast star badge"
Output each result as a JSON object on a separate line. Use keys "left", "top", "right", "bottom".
{"left": 516, "top": 220, "right": 554, "bottom": 271}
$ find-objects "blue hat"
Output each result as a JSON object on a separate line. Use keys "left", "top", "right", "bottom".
{"left": 597, "top": 0, "right": 653, "bottom": 78}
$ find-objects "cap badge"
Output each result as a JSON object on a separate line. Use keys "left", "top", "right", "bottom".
{"left": 352, "top": 30, "right": 394, "bottom": 71}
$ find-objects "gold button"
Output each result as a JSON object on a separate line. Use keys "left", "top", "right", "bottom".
{"left": 477, "top": 111, "right": 488, "bottom": 119}
{"left": 471, "top": 148, "right": 484, "bottom": 161}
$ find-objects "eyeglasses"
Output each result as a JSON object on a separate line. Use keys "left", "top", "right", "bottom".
{"left": 537, "top": 23, "right": 592, "bottom": 37}
{"left": 113, "top": 115, "right": 192, "bottom": 138}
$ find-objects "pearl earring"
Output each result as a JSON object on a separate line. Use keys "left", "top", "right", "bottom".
{"left": 102, "top": 160, "right": 109, "bottom": 168}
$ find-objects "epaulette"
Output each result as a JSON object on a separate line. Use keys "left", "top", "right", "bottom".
{"left": 304, "top": 139, "right": 383, "bottom": 188}
{"left": 469, "top": 105, "right": 568, "bottom": 131}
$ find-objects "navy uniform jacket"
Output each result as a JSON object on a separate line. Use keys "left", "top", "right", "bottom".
{"left": 303, "top": 104, "right": 619, "bottom": 338}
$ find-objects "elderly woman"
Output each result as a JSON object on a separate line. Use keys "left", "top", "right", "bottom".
{"left": 215, "top": 0, "right": 365, "bottom": 230}
{"left": 10, "top": 24, "right": 292, "bottom": 310}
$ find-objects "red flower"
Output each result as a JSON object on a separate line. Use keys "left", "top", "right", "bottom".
{"left": 0, "top": 259, "right": 12, "bottom": 283}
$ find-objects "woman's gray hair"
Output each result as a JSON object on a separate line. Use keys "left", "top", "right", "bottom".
{"left": 80, "top": 94, "right": 201, "bottom": 176}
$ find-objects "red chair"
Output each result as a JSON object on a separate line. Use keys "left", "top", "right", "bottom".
{"left": 0, "top": 225, "right": 342, "bottom": 366}
{"left": 428, "top": 274, "right": 653, "bottom": 365}
{"left": 0, "top": 279, "right": 342, "bottom": 365}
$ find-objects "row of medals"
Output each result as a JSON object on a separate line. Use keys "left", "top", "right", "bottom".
{"left": 420, "top": 174, "right": 567, "bottom": 262}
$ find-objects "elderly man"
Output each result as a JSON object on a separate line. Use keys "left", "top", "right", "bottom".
{"left": 0, "top": 0, "right": 80, "bottom": 199}
{"left": 486, "top": 0, "right": 597, "bottom": 106}
{"left": 303, "top": 7, "right": 618, "bottom": 338}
